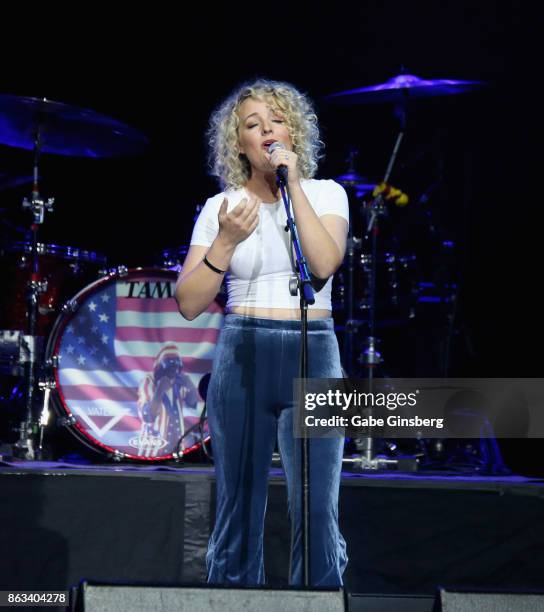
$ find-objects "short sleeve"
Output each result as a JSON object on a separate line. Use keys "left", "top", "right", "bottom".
{"left": 313, "top": 180, "right": 350, "bottom": 224}
{"left": 189, "top": 193, "right": 224, "bottom": 247}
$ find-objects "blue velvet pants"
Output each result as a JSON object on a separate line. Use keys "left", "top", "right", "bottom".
{"left": 206, "top": 314, "right": 347, "bottom": 586}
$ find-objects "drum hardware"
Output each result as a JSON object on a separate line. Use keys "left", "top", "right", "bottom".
{"left": 327, "top": 72, "right": 487, "bottom": 471}
{"left": 115, "top": 265, "right": 129, "bottom": 277}
{"left": 22, "top": 193, "right": 55, "bottom": 224}
{"left": 0, "top": 93, "right": 148, "bottom": 459}
{"left": 156, "top": 246, "right": 189, "bottom": 270}
{"left": 195, "top": 375, "right": 213, "bottom": 462}
{"left": 99, "top": 264, "right": 129, "bottom": 277}
{"left": 174, "top": 422, "right": 206, "bottom": 459}
{"left": 30, "top": 277, "right": 49, "bottom": 299}
{"left": 0, "top": 95, "right": 134, "bottom": 459}
{"left": 335, "top": 158, "right": 416, "bottom": 368}
{"left": 98, "top": 265, "right": 130, "bottom": 279}
{"left": 336, "top": 150, "right": 377, "bottom": 199}
{"left": 61, "top": 299, "right": 79, "bottom": 314}
{"left": 342, "top": 453, "right": 419, "bottom": 472}
{"left": 348, "top": 141, "right": 411, "bottom": 468}
{"left": 13, "top": 420, "right": 36, "bottom": 460}
{"left": 45, "top": 355, "right": 59, "bottom": 369}
{"left": 174, "top": 402, "right": 212, "bottom": 461}
{"left": 358, "top": 336, "right": 382, "bottom": 368}
{"left": 36, "top": 379, "right": 55, "bottom": 459}
{"left": 329, "top": 76, "right": 407, "bottom": 470}
{"left": 111, "top": 450, "right": 124, "bottom": 463}
{"left": 336, "top": 151, "right": 365, "bottom": 376}
{"left": 16, "top": 126, "right": 54, "bottom": 458}
{"left": 57, "top": 415, "right": 77, "bottom": 427}
{"left": 341, "top": 234, "right": 362, "bottom": 376}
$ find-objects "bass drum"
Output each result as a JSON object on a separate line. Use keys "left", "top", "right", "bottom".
{"left": 46, "top": 268, "right": 224, "bottom": 461}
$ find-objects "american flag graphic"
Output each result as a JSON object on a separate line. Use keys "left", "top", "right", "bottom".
{"left": 53, "top": 270, "right": 223, "bottom": 459}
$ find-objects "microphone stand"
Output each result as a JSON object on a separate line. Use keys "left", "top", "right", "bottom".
{"left": 277, "top": 172, "right": 315, "bottom": 587}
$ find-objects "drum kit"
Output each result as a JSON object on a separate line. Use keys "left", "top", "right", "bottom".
{"left": 329, "top": 73, "right": 483, "bottom": 373}
{"left": 327, "top": 72, "right": 497, "bottom": 471}
{"left": 0, "top": 95, "right": 219, "bottom": 462}
{"left": 0, "top": 73, "right": 494, "bottom": 470}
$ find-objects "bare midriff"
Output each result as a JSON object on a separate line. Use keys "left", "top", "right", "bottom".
{"left": 229, "top": 306, "right": 331, "bottom": 320}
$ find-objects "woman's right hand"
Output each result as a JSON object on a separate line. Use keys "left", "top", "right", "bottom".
{"left": 217, "top": 196, "right": 261, "bottom": 248}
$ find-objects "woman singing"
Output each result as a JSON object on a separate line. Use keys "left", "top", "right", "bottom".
{"left": 175, "top": 79, "right": 349, "bottom": 586}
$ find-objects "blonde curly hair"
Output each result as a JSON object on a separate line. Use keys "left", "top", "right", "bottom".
{"left": 207, "top": 79, "right": 324, "bottom": 190}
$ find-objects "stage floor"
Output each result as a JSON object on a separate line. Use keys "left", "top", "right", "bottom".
{"left": 1, "top": 459, "right": 544, "bottom": 600}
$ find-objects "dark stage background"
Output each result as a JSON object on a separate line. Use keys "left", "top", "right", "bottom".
{"left": 0, "top": 2, "right": 541, "bottom": 472}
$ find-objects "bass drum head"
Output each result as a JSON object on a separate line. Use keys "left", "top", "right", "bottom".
{"left": 47, "top": 268, "right": 223, "bottom": 461}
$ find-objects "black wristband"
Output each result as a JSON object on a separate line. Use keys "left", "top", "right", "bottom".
{"left": 203, "top": 254, "right": 226, "bottom": 275}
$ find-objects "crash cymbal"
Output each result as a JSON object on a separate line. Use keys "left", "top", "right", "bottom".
{"left": 0, "top": 94, "right": 149, "bottom": 157}
{"left": 326, "top": 73, "right": 485, "bottom": 105}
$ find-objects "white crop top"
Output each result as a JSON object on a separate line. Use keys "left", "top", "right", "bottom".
{"left": 189, "top": 178, "right": 349, "bottom": 310}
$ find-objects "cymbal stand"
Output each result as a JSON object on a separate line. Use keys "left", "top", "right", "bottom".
{"left": 355, "top": 100, "right": 417, "bottom": 470}
{"left": 13, "top": 120, "right": 54, "bottom": 460}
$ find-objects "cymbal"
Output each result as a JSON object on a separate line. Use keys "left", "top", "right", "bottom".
{"left": 0, "top": 94, "right": 149, "bottom": 157}
{"left": 336, "top": 172, "right": 376, "bottom": 195}
{"left": 326, "top": 73, "right": 485, "bottom": 105}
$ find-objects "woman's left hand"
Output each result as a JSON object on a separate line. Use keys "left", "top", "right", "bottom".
{"left": 265, "top": 147, "right": 300, "bottom": 185}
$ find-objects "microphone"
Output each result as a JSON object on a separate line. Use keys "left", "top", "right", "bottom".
{"left": 268, "top": 141, "right": 289, "bottom": 183}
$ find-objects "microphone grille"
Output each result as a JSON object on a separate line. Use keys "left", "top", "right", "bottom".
{"left": 268, "top": 141, "right": 286, "bottom": 154}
